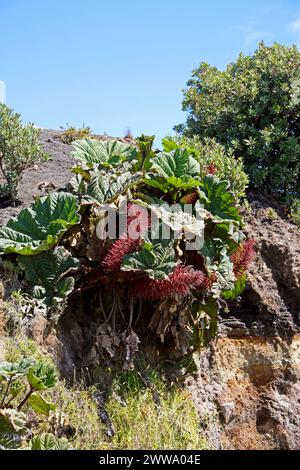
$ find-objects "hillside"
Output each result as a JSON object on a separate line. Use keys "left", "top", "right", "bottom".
{"left": 1, "top": 129, "right": 299, "bottom": 449}
{"left": 0, "top": 129, "right": 134, "bottom": 225}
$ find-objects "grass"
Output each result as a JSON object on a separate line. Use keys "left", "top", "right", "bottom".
{"left": 60, "top": 124, "right": 91, "bottom": 144}
{"left": 103, "top": 370, "right": 207, "bottom": 450}
{"left": 1, "top": 318, "right": 207, "bottom": 450}
{"left": 265, "top": 207, "right": 278, "bottom": 221}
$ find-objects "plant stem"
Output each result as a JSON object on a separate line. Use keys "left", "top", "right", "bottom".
{"left": 4, "top": 390, "right": 21, "bottom": 408}
{"left": 0, "top": 157, "right": 8, "bottom": 185}
{"left": 0, "top": 377, "right": 12, "bottom": 408}
{"left": 129, "top": 297, "right": 134, "bottom": 329}
{"left": 17, "top": 386, "right": 33, "bottom": 411}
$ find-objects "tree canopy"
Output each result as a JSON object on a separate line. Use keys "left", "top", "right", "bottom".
{"left": 175, "top": 42, "right": 300, "bottom": 202}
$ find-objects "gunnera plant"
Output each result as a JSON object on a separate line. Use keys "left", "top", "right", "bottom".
{"left": 0, "top": 135, "right": 254, "bottom": 366}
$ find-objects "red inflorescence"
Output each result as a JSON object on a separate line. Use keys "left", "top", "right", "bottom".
{"left": 231, "top": 239, "right": 255, "bottom": 278}
{"left": 200, "top": 272, "right": 217, "bottom": 290}
{"left": 207, "top": 163, "right": 217, "bottom": 175}
{"left": 129, "top": 265, "right": 206, "bottom": 300}
{"left": 100, "top": 202, "right": 228, "bottom": 299}
{"left": 102, "top": 236, "right": 141, "bottom": 274}
{"left": 181, "top": 191, "right": 199, "bottom": 204}
{"left": 102, "top": 203, "right": 149, "bottom": 275}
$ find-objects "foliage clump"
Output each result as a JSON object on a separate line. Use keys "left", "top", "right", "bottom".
{"left": 290, "top": 198, "right": 300, "bottom": 228}
{"left": 0, "top": 355, "right": 57, "bottom": 449}
{"left": 60, "top": 123, "right": 91, "bottom": 144}
{"left": 0, "top": 135, "right": 254, "bottom": 360}
{"left": 0, "top": 104, "right": 47, "bottom": 201}
{"left": 162, "top": 136, "right": 248, "bottom": 202}
{"left": 175, "top": 42, "right": 300, "bottom": 202}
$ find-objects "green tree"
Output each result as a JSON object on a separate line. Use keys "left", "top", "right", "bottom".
{"left": 0, "top": 104, "right": 47, "bottom": 201}
{"left": 175, "top": 42, "right": 300, "bottom": 201}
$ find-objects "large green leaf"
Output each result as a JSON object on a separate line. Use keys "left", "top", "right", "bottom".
{"left": 213, "top": 222, "right": 245, "bottom": 252}
{"left": 151, "top": 149, "right": 200, "bottom": 179}
{"left": 0, "top": 410, "right": 28, "bottom": 450}
{"left": 0, "top": 358, "right": 33, "bottom": 382}
{"left": 198, "top": 175, "right": 241, "bottom": 222}
{"left": 222, "top": 272, "right": 247, "bottom": 301}
{"left": 209, "top": 248, "right": 236, "bottom": 295}
{"left": 87, "top": 169, "right": 143, "bottom": 204}
{"left": 72, "top": 139, "right": 136, "bottom": 166}
{"left": 0, "top": 192, "right": 80, "bottom": 255}
{"left": 19, "top": 247, "right": 80, "bottom": 307}
{"left": 67, "top": 173, "right": 88, "bottom": 197}
{"left": 146, "top": 149, "right": 201, "bottom": 192}
{"left": 121, "top": 240, "right": 176, "bottom": 280}
{"left": 31, "top": 433, "right": 70, "bottom": 450}
{"left": 161, "top": 138, "right": 180, "bottom": 152}
{"left": 28, "top": 393, "right": 56, "bottom": 416}
{"left": 27, "top": 362, "right": 56, "bottom": 391}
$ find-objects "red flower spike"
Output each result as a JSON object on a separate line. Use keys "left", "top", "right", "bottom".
{"left": 181, "top": 191, "right": 199, "bottom": 204}
{"left": 231, "top": 240, "right": 255, "bottom": 279}
{"left": 129, "top": 265, "right": 206, "bottom": 300}
{"left": 102, "top": 203, "right": 149, "bottom": 275}
{"left": 201, "top": 272, "right": 217, "bottom": 290}
{"left": 207, "top": 163, "right": 216, "bottom": 175}
{"left": 102, "top": 237, "right": 141, "bottom": 274}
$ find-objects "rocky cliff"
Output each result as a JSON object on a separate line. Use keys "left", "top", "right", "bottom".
{"left": 188, "top": 193, "right": 300, "bottom": 449}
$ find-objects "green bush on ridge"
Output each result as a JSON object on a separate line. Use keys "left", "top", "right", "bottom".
{"left": 176, "top": 42, "right": 300, "bottom": 204}
{"left": 0, "top": 104, "right": 47, "bottom": 202}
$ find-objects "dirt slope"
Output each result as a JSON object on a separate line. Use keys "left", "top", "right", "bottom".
{"left": 0, "top": 129, "right": 134, "bottom": 225}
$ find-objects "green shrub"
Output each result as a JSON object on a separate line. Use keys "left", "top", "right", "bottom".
{"left": 265, "top": 207, "right": 278, "bottom": 221}
{"left": 175, "top": 42, "right": 300, "bottom": 201}
{"left": 0, "top": 104, "right": 47, "bottom": 201}
{"left": 60, "top": 124, "right": 91, "bottom": 144}
{"left": 290, "top": 198, "right": 300, "bottom": 227}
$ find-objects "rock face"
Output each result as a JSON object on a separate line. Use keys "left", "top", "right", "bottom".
{"left": 188, "top": 193, "right": 300, "bottom": 449}
{"left": 188, "top": 336, "right": 300, "bottom": 449}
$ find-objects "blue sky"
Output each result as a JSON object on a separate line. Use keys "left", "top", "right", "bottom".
{"left": 1, "top": 0, "right": 300, "bottom": 142}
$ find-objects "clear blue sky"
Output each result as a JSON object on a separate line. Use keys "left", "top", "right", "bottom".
{"left": 1, "top": 0, "right": 300, "bottom": 142}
